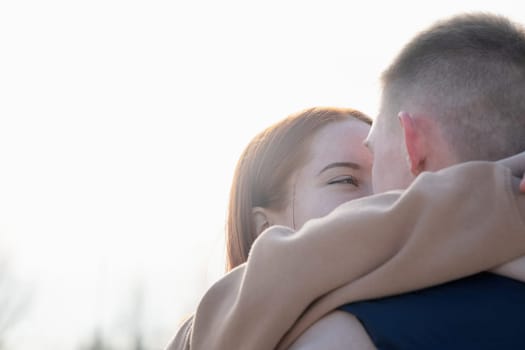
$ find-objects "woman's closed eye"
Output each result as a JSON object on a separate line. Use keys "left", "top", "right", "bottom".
{"left": 327, "top": 175, "right": 359, "bottom": 186}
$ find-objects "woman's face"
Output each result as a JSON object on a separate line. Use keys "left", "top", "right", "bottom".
{"left": 274, "top": 119, "right": 373, "bottom": 229}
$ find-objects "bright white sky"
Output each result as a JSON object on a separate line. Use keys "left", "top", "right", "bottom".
{"left": 1, "top": 1, "right": 524, "bottom": 349}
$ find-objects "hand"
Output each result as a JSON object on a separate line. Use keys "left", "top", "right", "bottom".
{"left": 497, "top": 150, "right": 525, "bottom": 192}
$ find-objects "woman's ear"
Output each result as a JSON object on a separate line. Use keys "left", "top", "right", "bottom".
{"left": 252, "top": 207, "right": 271, "bottom": 237}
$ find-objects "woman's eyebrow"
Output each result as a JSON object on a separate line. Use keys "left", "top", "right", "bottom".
{"left": 317, "top": 162, "right": 360, "bottom": 175}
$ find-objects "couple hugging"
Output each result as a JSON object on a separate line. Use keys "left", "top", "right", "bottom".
{"left": 169, "top": 13, "right": 525, "bottom": 349}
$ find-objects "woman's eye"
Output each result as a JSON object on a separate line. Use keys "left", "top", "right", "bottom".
{"left": 328, "top": 176, "right": 359, "bottom": 186}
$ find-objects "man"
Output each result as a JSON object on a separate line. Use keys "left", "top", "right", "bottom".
{"left": 286, "top": 13, "right": 525, "bottom": 349}
{"left": 169, "top": 13, "right": 525, "bottom": 350}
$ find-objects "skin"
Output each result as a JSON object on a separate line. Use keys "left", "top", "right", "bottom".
{"left": 288, "top": 119, "right": 373, "bottom": 229}
{"left": 253, "top": 118, "right": 377, "bottom": 349}
{"left": 365, "top": 109, "right": 414, "bottom": 193}
{"left": 255, "top": 118, "right": 373, "bottom": 230}
{"left": 288, "top": 311, "right": 375, "bottom": 350}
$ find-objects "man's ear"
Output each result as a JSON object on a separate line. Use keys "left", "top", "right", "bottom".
{"left": 398, "top": 111, "right": 427, "bottom": 176}
{"left": 252, "top": 207, "right": 271, "bottom": 237}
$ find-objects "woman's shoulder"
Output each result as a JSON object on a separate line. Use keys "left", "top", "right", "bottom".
{"left": 166, "top": 314, "right": 194, "bottom": 350}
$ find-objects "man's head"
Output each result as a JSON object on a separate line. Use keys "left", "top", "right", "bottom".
{"left": 366, "top": 13, "right": 525, "bottom": 193}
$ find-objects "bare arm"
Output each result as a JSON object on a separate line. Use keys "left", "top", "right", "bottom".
{"left": 489, "top": 156, "right": 525, "bottom": 281}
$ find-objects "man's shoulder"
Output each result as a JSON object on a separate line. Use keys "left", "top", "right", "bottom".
{"left": 340, "top": 273, "right": 525, "bottom": 349}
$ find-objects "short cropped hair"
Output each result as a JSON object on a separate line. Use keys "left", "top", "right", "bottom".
{"left": 381, "top": 13, "right": 525, "bottom": 161}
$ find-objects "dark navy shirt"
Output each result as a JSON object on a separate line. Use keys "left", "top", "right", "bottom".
{"left": 340, "top": 273, "right": 525, "bottom": 349}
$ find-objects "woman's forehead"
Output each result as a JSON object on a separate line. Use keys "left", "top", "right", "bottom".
{"left": 303, "top": 119, "right": 372, "bottom": 171}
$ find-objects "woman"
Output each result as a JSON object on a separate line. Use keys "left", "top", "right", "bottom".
{"left": 169, "top": 107, "right": 525, "bottom": 350}
{"left": 224, "top": 106, "right": 377, "bottom": 347}
{"left": 225, "top": 106, "right": 373, "bottom": 271}
{"left": 170, "top": 106, "right": 376, "bottom": 349}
